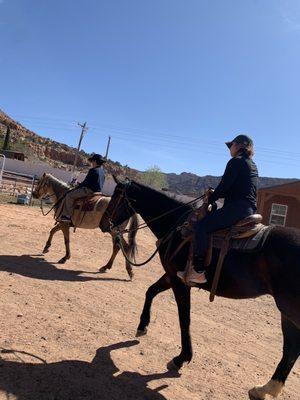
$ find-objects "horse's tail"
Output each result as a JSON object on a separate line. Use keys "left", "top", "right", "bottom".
{"left": 128, "top": 214, "right": 138, "bottom": 262}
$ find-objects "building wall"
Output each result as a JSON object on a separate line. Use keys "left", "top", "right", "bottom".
{"left": 258, "top": 192, "right": 300, "bottom": 228}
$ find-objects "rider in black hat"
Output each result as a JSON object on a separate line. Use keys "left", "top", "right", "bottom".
{"left": 178, "top": 134, "right": 258, "bottom": 284}
{"left": 60, "top": 154, "right": 106, "bottom": 223}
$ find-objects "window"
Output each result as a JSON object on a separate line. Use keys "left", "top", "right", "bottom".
{"left": 269, "top": 203, "right": 288, "bottom": 226}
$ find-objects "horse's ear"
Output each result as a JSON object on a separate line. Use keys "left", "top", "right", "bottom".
{"left": 112, "top": 174, "right": 120, "bottom": 184}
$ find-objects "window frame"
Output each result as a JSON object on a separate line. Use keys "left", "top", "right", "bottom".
{"left": 269, "top": 203, "right": 288, "bottom": 226}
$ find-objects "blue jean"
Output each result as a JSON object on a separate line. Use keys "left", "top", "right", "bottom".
{"left": 193, "top": 200, "right": 256, "bottom": 262}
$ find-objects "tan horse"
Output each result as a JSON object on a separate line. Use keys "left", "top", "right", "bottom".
{"left": 33, "top": 173, "right": 138, "bottom": 279}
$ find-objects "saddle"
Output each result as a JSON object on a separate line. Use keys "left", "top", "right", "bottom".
{"left": 72, "top": 193, "right": 109, "bottom": 229}
{"left": 73, "top": 192, "right": 103, "bottom": 212}
{"left": 206, "top": 214, "right": 267, "bottom": 265}
{"left": 179, "top": 205, "right": 272, "bottom": 302}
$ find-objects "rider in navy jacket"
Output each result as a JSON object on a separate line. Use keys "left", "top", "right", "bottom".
{"left": 78, "top": 164, "right": 105, "bottom": 193}
{"left": 60, "top": 154, "right": 106, "bottom": 223}
{"left": 178, "top": 134, "right": 258, "bottom": 285}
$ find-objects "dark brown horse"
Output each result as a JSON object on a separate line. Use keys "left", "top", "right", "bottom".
{"left": 100, "top": 179, "right": 300, "bottom": 400}
{"left": 33, "top": 173, "right": 138, "bottom": 279}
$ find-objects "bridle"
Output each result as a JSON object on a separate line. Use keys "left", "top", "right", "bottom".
{"left": 36, "top": 176, "right": 62, "bottom": 216}
{"left": 34, "top": 176, "right": 48, "bottom": 198}
{"left": 105, "top": 182, "right": 132, "bottom": 231}
{"left": 106, "top": 180, "right": 207, "bottom": 267}
{"left": 107, "top": 180, "right": 207, "bottom": 235}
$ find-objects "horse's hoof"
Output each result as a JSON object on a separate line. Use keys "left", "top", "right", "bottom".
{"left": 58, "top": 258, "right": 66, "bottom": 264}
{"left": 128, "top": 272, "right": 134, "bottom": 281}
{"left": 42, "top": 248, "right": 49, "bottom": 254}
{"left": 248, "top": 387, "right": 265, "bottom": 400}
{"left": 98, "top": 267, "right": 108, "bottom": 274}
{"left": 167, "top": 359, "right": 181, "bottom": 372}
{"left": 136, "top": 328, "right": 147, "bottom": 337}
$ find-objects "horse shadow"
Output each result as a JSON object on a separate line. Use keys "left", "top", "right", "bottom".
{"left": 0, "top": 255, "right": 129, "bottom": 283}
{"left": 0, "top": 340, "right": 179, "bottom": 400}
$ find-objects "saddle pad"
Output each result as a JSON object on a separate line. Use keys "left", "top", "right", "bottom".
{"left": 72, "top": 197, "right": 109, "bottom": 229}
{"left": 213, "top": 225, "right": 273, "bottom": 253}
{"left": 74, "top": 194, "right": 103, "bottom": 212}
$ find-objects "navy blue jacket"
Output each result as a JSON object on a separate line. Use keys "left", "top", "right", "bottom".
{"left": 209, "top": 154, "right": 258, "bottom": 210}
{"left": 78, "top": 166, "right": 105, "bottom": 192}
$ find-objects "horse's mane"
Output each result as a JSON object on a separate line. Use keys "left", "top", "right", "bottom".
{"left": 131, "top": 180, "right": 193, "bottom": 212}
{"left": 45, "top": 173, "right": 70, "bottom": 189}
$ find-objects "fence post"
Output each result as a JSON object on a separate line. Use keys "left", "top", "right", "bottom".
{"left": 12, "top": 181, "right": 17, "bottom": 197}
{"left": 29, "top": 175, "right": 36, "bottom": 206}
{"left": 0, "top": 154, "right": 5, "bottom": 187}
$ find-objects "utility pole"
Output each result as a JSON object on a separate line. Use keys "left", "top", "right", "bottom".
{"left": 71, "top": 122, "right": 88, "bottom": 180}
{"left": 2, "top": 126, "right": 11, "bottom": 150}
{"left": 105, "top": 135, "right": 111, "bottom": 159}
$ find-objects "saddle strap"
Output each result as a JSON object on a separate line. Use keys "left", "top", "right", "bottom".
{"left": 209, "top": 233, "right": 231, "bottom": 302}
{"left": 166, "top": 235, "right": 191, "bottom": 263}
{"left": 183, "top": 241, "right": 194, "bottom": 285}
{"left": 73, "top": 200, "right": 87, "bottom": 231}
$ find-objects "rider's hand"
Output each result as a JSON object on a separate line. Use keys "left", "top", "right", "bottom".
{"left": 204, "top": 188, "right": 214, "bottom": 203}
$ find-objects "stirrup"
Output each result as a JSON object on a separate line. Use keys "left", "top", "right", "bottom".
{"left": 177, "top": 269, "right": 207, "bottom": 285}
{"left": 59, "top": 215, "right": 72, "bottom": 223}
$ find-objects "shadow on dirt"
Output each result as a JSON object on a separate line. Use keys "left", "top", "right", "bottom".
{"left": 0, "top": 255, "right": 129, "bottom": 282}
{"left": 0, "top": 340, "right": 179, "bottom": 400}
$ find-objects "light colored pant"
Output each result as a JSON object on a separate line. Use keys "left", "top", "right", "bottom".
{"left": 62, "top": 187, "right": 94, "bottom": 216}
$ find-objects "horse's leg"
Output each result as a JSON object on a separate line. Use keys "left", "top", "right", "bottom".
{"left": 99, "top": 235, "right": 134, "bottom": 279}
{"left": 58, "top": 223, "right": 71, "bottom": 264}
{"left": 119, "top": 236, "right": 134, "bottom": 280}
{"left": 99, "top": 234, "right": 120, "bottom": 273}
{"left": 136, "top": 273, "right": 171, "bottom": 336}
{"left": 249, "top": 314, "right": 300, "bottom": 400}
{"left": 43, "top": 223, "right": 61, "bottom": 254}
{"left": 167, "top": 277, "right": 192, "bottom": 371}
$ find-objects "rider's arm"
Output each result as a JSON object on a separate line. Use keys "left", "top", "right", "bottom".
{"left": 209, "top": 158, "right": 240, "bottom": 202}
{"left": 78, "top": 169, "right": 94, "bottom": 188}
{"left": 98, "top": 167, "right": 105, "bottom": 191}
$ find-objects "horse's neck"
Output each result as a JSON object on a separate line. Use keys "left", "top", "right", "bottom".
{"left": 48, "top": 179, "right": 69, "bottom": 201}
{"left": 134, "top": 188, "right": 190, "bottom": 239}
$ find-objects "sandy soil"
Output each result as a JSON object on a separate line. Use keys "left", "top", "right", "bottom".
{"left": 0, "top": 204, "right": 298, "bottom": 400}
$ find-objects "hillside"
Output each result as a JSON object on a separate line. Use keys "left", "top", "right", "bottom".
{"left": 0, "top": 109, "right": 297, "bottom": 194}
{"left": 0, "top": 109, "right": 138, "bottom": 179}
{"left": 165, "top": 171, "right": 297, "bottom": 194}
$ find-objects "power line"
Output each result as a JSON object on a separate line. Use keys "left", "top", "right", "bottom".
{"left": 9, "top": 113, "right": 300, "bottom": 166}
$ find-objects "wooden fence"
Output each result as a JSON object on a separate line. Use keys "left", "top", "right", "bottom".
{"left": 0, "top": 170, "right": 36, "bottom": 204}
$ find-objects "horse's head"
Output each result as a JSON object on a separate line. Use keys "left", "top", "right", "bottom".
{"left": 100, "top": 176, "right": 137, "bottom": 233}
{"left": 32, "top": 173, "right": 49, "bottom": 199}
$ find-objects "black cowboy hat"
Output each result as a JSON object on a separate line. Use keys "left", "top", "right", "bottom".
{"left": 225, "top": 134, "right": 253, "bottom": 149}
{"left": 88, "top": 154, "right": 107, "bottom": 165}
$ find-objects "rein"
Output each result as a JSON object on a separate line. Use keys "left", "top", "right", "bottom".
{"left": 116, "top": 234, "right": 161, "bottom": 267}
{"left": 40, "top": 194, "right": 58, "bottom": 216}
{"left": 36, "top": 176, "right": 68, "bottom": 217}
{"left": 111, "top": 182, "right": 205, "bottom": 267}
{"left": 111, "top": 183, "right": 206, "bottom": 235}
{"left": 115, "top": 208, "right": 192, "bottom": 267}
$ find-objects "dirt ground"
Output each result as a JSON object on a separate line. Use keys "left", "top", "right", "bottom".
{"left": 0, "top": 204, "right": 298, "bottom": 400}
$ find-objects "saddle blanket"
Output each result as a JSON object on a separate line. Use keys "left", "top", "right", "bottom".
{"left": 212, "top": 225, "right": 273, "bottom": 253}
{"left": 74, "top": 193, "right": 104, "bottom": 212}
{"left": 72, "top": 194, "right": 109, "bottom": 229}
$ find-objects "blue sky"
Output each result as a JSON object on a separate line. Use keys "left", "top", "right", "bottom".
{"left": 0, "top": 0, "right": 300, "bottom": 178}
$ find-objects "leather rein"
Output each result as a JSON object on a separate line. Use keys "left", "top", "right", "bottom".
{"left": 108, "top": 181, "right": 205, "bottom": 267}
{"left": 36, "top": 177, "right": 65, "bottom": 217}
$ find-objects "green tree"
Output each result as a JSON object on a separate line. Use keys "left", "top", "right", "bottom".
{"left": 140, "top": 165, "right": 167, "bottom": 189}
